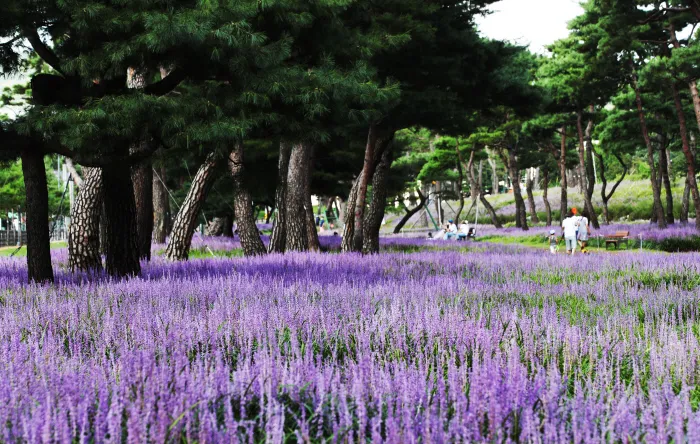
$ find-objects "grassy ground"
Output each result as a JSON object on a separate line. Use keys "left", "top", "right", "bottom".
{"left": 0, "top": 241, "right": 67, "bottom": 257}
{"left": 477, "top": 232, "right": 652, "bottom": 253}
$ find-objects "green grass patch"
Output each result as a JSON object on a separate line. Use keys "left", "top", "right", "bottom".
{"left": 0, "top": 241, "right": 67, "bottom": 257}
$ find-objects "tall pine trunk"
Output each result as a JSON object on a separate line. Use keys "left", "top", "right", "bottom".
{"left": 68, "top": 167, "right": 103, "bottom": 272}
{"left": 469, "top": 148, "right": 502, "bottom": 229}
{"left": 631, "top": 65, "right": 666, "bottom": 228}
{"left": 576, "top": 111, "right": 599, "bottom": 228}
{"left": 351, "top": 123, "right": 379, "bottom": 252}
{"left": 670, "top": 80, "right": 700, "bottom": 230}
{"left": 658, "top": 139, "right": 674, "bottom": 225}
{"left": 584, "top": 113, "right": 600, "bottom": 228}
{"left": 165, "top": 152, "right": 218, "bottom": 261}
{"left": 454, "top": 146, "right": 466, "bottom": 225}
{"left": 152, "top": 164, "right": 170, "bottom": 244}
{"left": 506, "top": 148, "right": 528, "bottom": 230}
{"left": 525, "top": 169, "right": 539, "bottom": 223}
{"left": 341, "top": 176, "right": 360, "bottom": 251}
{"left": 269, "top": 142, "right": 292, "bottom": 253}
{"left": 285, "top": 143, "right": 311, "bottom": 251}
{"left": 102, "top": 164, "right": 140, "bottom": 277}
{"left": 558, "top": 128, "right": 568, "bottom": 225}
{"left": 362, "top": 145, "right": 392, "bottom": 254}
{"left": 131, "top": 142, "right": 153, "bottom": 260}
{"left": 542, "top": 170, "right": 552, "bottom": 226}
{"left": 229, "top": 144, "right": 266, "bottom": 256}
{"left": 21, "top": 147, "right": 54, "bottom": 283}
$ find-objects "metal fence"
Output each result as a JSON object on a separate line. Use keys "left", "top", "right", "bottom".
{"left": 0, "top": 228, "right": 67, "bottom": 248}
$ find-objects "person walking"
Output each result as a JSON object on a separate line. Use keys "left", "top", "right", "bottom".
{"left": 578, "top": 209, "right": 591, "bottom": 254}
{"left": 561, "top": 210, "right": 579, "bottom": 255}
{"left": 548, "top": 229, "right": 559, "bottom": 254}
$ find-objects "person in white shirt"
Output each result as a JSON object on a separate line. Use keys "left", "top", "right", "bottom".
{"left": 457, "top": 221, "right": 470, "bottom": 240}
{"left": 561, "top": 210, "right": 579, "bottom": 255}
{"left": 444, "top": 220, "right": 458, "bottom": 240}
{"left": 577, "top": 210, "right": 591, "bottom": 253}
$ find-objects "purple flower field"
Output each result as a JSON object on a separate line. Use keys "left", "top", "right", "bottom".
{"left": 2, "top": 241, "right": 700, "bottom": 441}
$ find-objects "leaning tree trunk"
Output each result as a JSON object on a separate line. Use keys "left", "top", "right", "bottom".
{"left": 131, "top": 143, "right": 153, "bottom": 261}
{"left": 351, "top": 124, "right": 379, "bottom": 252}
{"left": 558, "top": 129, "right": 568, "bottom": 225}
{"left": 454, "top": 147, "right": 466, "bottom": 225}
{"left": 525, "top": 169, "right": 539, "bottom": 223}
{"left": 393, "top": 189, "right": 427, "bottom": 234}
{"left": 670, "top": 80, "right": 700, "bottom": 231}
{"left": 68, "top": 167, "right": 103, "bottom": 272}
{"left": 102, "top": 164, "right": 140, "bottom": 277}
{"left": 165, "top": 153, "right": 219, "bottom": 261}
{"left": 21, "top": 147, "right": 54, "bottom": 283}
{"left": 681, "top": 178, "right": 691, "bottom": 224}
{"left": 285, "top": 143, "right": 312, "bottom": 251}
{"left": 229, "top": 144, "right": 266, "bottom": 257}
{"left": 341, "top": 174, "right": 361, "bottom": 251}
{"left": 658, "top": 140, "right": 674, "bottom": 225}
{"left": 469, "top": 148, "right": 502, "bottom": 229}
{"left": 152, "top": 164, "right": 170, "bottom": 244}
{"left": 631, "top": 66, "right": 666, "bottom": 228}
{"left": 269, "top": 142, "right": 292, "bottom": 253}
{"left": 362, "top": 146, "right": 392, "bottom": 254}
{"left": 542, "top": 170, "right": 552, "bottom": 226}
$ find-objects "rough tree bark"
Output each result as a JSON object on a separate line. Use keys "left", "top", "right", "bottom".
{"left": 631, "top": 64, "right": 667, "bottom": 228}
{"left": 131, "top": 142, "right": 153, "bottom": 260}
{"left": 102, "top": 164, "right": 140, "bottom": 277}
{"left": 351, "top": 123, "right": 379, "bottom": 252}
{"left": 341, "top": 176, "right": 361, "bottom": 251}
{"left": 576, "top": 111, "right": 599, "bottom": 228}
{"left": 68, "top": 167, "right": 103, "bottom": 272}
{"left": 21, "top": 147, "right": 54, "bottom": 283}
{"left": 269, "top": 142, "right": 292, "bottom": 253}
{"left": 542, "top": 169, "right": 552, "bottom": 226}
{"left": 229, "top": 144, "right": 266, "bottom": 256}
{"left": 658, "top": 138, "right": 674, "bottom": 225}
{"left": 165, "top": 153, "right": 219, "bottom": 261}
{"left": 503, "top": 147, "right": 528, "bottom": 230}
{"left": 362, "top": 145, "right": 393, "bottom": 254}
{"left": 285, "top": 143, "right": 312, "bottom": 251}
{"left": 596, "top": 152, "right": 627, "bottom": 225}
{"left": 670, "top": 79, "right": 700, "bottom": 230}
{"left": 584, "top": 112, "right": 600, "bottom": 228}
{"left": 525, "top": 169, "right": 539, "bottom": 223}
{"left": 152, "top": 164, "right": 170, "bottom": 244}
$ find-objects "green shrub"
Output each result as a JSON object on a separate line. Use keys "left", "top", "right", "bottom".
{"left": 658, "top": 236, "right": 700, "bottom": 253}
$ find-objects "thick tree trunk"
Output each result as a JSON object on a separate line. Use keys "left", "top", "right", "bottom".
{"left": 631, "top": 66, "right": 666, "bottom": 228}
{"left": 362, "top": 146, "right": 392, "bottom": 254}
{"left": 558, "top": 128, "right": 568, "bottom": 225}
{"left": 671, "top": 80, "right": 700, "bottom": 231}
{"left": 68, "top": 167, "right": 103, "bottom": 272}
{"left": 525, "top": 169, "right": 539, "bottom": 223}
{"left": 507, "top": 148, "right": 528, "bottom": 230}
{"left": 658, "top": 139, "right": 674, "bottom": 225}
{"left": 21, "top": 148, "right": 54, "bottom": 283}
{"left": 542, "top": 170, "right": 552, "bottom": 226}
{"left": 682, "top": 178, "right": 691, "bottom": 223}
{"left": 576, "top": 112, "right": 599, "bottom": 228}
{"left": 269, "top": 142, "right": 292, "bottom": 253}
{"left": 285, "top": 143, "right": 312, "bottom": 251}
{"left": 222, "top": 214, "right": 233, "bottom": 237}
{"left": 152, "top": 164, "right": 170, "bottom": 244}
{"left": 131, "top": 143, "right": 153, "bottom": 261}
{"left": 206, "top": 217, "right": 226, "bottom": 236}
{"left": 165, "top": 153, "right": 219, "bottom": 261}
{"left": 102, "top": 164, "right": 140, "bottom": 277}
{"left": 351, "top": 124, "right": 379, "bottom": 252}
{"left": 583, "top": 113, "right": 600, "bottom": 228}
{"left": 341, "top": 175, "right": 360, "bottom": 251}
{"left": 229, "top": 144, "right": 266, "bottom": 257}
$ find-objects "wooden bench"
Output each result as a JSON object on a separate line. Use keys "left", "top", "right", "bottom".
{"left": 605, "top": 231, "right": 630, "bottom": 250}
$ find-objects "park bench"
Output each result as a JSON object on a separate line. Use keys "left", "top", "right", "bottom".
{"left": 605, "top": 231, "right": 630, "bottom": 250}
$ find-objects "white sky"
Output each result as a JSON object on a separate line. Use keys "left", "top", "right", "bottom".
{"left": 477, "top": 0, "right": 584, "bottom": 54}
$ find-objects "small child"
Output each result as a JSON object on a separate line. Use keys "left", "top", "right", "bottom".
{"left": 548, "top": 229, "right": 558, "bottom": 254}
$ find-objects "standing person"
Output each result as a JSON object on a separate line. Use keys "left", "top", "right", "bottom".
{"left": 562, "top": 210, "right": 579, "bottom": 255}
{"left": 548, "top": 229, "right": 559, "bottom": 254}
{"left": 578, "top": 209, "right": 591, "bottom": 254}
